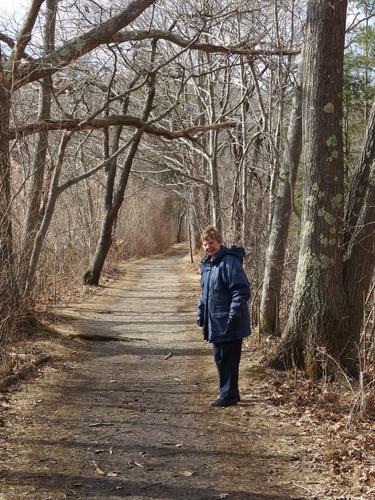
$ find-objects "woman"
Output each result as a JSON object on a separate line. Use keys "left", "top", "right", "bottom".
{"left": 197, "top": 225, "right": 251, "bottom": 407}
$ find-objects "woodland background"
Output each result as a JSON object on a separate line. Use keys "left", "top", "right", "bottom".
{"left": 0, "top": 0, "right": 374, "bottom": 386}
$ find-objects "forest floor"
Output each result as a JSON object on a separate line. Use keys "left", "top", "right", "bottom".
{"left": 0, "top": 243, "right": 374, "bottom": 499}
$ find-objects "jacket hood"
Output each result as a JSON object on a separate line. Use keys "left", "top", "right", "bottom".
{"left": 225, "top": 245, "right": 246, "bottom": 262}
{"left": 201, "top": 245, "right": 246, "bottom": 265}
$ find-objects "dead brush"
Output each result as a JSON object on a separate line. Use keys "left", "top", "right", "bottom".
{"left": 316, "top": 346, "right": 375, "bottom": 423}
{"left": 348, "top": 374, "right": 375, "bottom": 423}
{"left": 348, "top": 314, "right": 375, "bottom": 423}
{"left": 0, "top": 304, "right": 19, "bottom": 379}
{"left": 319, "top": 387, "right": 340, "bottom": 405}
{"left": 0, "top": 347, "right": 13, "bottom": 380}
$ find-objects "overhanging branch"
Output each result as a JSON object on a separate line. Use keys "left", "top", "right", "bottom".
{"left": 113, "top": 29, "right": 301, "bottom": 58}
{"left": 10, "top": 116, "right": 236, "bottom": 140}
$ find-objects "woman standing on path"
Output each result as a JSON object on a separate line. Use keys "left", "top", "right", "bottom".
{"left": 197, "top": 225, "right": 251, "bottom": 407}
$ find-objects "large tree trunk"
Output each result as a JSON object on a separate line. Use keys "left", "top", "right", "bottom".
{"left": 343, "top": 101, "right": 375, "bottom": 347}
{"left": 84, "top": 50, "right": 157, "bottom": 286}
{"left": 271, "top": 0, "right": 351, "bottom": 376}
{"left": 0, "top": 86, "right": 19, "bottom": 335}
{"left": 20, "top": 0, "right": 57, "bottom": 292}
{"left": 259, "top": 74, "right": 302, "bottom": 336}
{"left": 83, "top": 127, "right": 148, "bottom": 286}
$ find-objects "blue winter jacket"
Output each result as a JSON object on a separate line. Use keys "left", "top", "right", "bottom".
{"left": 197, "top": 245, "right": 251, "bottom": 343}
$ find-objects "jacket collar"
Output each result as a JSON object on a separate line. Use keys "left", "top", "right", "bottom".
{"left": 202, "top": 245, "right": 226, "bottom": 266}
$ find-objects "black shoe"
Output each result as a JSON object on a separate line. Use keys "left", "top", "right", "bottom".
{"left": 209, "top": 397, "right": 239, "bottom": 407}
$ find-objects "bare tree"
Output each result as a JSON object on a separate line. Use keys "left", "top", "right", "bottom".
{"left": 259, "top": 67, "right": 302, "bottom": 336}
{"left": 0, "top": 0, "right": 157, "bottom": 304}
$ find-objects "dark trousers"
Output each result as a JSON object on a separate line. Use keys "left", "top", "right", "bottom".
{"left": 213, "top": 339, "right": 243, "bottom": 400}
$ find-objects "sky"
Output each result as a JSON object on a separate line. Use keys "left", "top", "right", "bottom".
{"left": 0, "top": 0, "right": 26, "bottom": 20}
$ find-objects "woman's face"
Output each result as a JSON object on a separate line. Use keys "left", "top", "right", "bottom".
{"left": 202, "top": 238, "right": 221, "bottom": 256}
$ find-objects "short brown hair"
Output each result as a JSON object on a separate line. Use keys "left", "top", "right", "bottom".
{"left": 201, "top": 225, "right": 223, "bottom": 244}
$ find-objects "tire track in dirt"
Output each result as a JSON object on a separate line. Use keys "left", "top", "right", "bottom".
{"left": 0, "top": 244, "right": 310, "bottom": 499}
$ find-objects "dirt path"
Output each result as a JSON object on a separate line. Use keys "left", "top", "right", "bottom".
{"left": 0, "top": 244, "right": 327, "bottom": 499}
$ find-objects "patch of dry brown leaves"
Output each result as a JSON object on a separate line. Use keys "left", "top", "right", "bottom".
{"left": 243, "top": 336, "right": 375, "bottom": 498}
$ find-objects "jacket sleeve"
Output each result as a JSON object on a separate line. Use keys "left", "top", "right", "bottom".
{"left": 225, "top": 260, "right": 251, "bottom": 318}
{"left": 197, "top": 268, "right": 205, "bottom": 322}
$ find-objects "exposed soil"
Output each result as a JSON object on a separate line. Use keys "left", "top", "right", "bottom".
{"left": 0, "top": 244, "right": 371, "bottom": 499}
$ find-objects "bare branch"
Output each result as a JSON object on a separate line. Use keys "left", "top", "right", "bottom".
{"left": 14, "top": 0, "right": 157, "bottom": 88}
{"left": 58, "top": 134, "right": 136, "bottom": 193}
{"left": 9, "top": 0, "right": 45, "bottom": 74}
{"left": 0, "top": 33, "right": 15, "bottom": 49}
{"left": 112, "top": 29, "right": 301, "bottom": 58}
{"left": 10, "top": 116, "right": 236, "bottom": 140}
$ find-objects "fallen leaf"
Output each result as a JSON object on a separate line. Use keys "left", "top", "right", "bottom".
{"left": 106, "top": 471, "right": 118, "bottom": 477}
{"left": 181, "top": 471, "right": 195, "bottom": 477}
{"left": 91, "top": 460, "right": 105, "bottom": 475}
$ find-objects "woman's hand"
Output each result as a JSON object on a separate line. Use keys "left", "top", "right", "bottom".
{"left": 226, "top": 315, "right": 240, "bottom": 333}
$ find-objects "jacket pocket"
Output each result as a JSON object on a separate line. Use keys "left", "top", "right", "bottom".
{"left": 211, "top": 311, "right": 229, "bottom": 337}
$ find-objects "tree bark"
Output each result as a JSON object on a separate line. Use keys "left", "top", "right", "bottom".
{"left": 343, "top": 101, "right": 375, "bottom": 348}
{"left": 25, "top": 133, "right": 71, "bottom": 294}
{"left": 271, "top": 0, "right": 351, "bottom": 376}
{"left": 206, "top": 60, "right": 221, "bottom": 232}
{"left": 20, "top": 0, "right": 57, "bottom": 293}
{"left": 259, "top": 73, "right": 302, "bottom": 336}
{"left": 344, "top": 101, "right": 375, "bottom": 249}
{"left": 0, "top": 86, "right": 19, "bottom": 336}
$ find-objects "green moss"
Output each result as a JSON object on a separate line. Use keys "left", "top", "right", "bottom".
{"left": 326, "top": 135, "right": 337, "bottom": 148}
{"left": 319, "top": 234, "right": 329, "bottom": 246}
{"left": 330, "top": 193, "right": 343, "bottom": 210}
{"left": 318, "top": 208, "right": 335, "bottom": 225}
{"left": 324, "top": 102, "right": 334, "bottom": 113}
{"left": 319, "top": 254, "right": 335, "bottom": 269}
{"left": 328, "top": 150, "right": 339, "bottom": 161}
